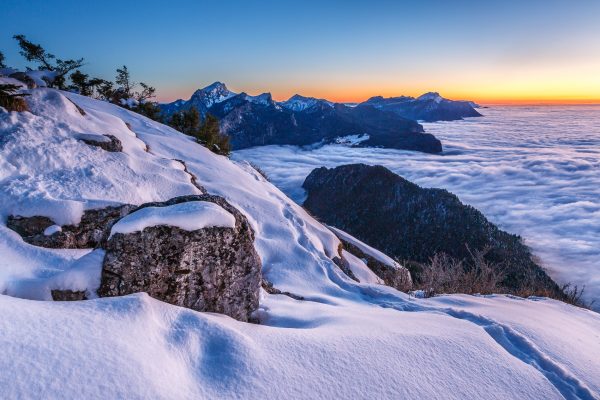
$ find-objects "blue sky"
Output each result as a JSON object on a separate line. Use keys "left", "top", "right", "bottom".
{"left": 2, "top": 0, "right": 600, "bottom": 102}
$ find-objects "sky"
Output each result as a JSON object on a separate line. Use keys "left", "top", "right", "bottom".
{"left": 2, "top": 0, "right": 600, "bottom": 103}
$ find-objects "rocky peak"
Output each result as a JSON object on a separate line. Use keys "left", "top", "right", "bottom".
{"left": 417, "top": 92, "right": 444, "bottom": 103}
{"left": 280, "top": 94, "right": 335, "bottom": 112}
{"left": 190, "top": 81, "right": 236, "bottom": 108}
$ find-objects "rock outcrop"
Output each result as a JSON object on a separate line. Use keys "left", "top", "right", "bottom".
{"left": 79, "top": 134, "right": 123, "bottom": 152}
{"left": 338, "top": 238, "right": 412, "bottom": 292}
{"left": 7, "top": 204, "right": 135, "bottom": 248}
{"left": 303, "top": 164, "right": 561, "bottom": 296}
{"left": 97, "top": 195, "right": 261, "bottom": 322}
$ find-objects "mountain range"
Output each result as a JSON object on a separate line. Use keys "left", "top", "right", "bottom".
{"left": 160, "top": 83, "right": 481, "bottom": 153}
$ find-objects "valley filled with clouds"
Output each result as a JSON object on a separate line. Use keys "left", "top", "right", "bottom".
{"left": 234, "top": 105, "right": 600, "bottom": 306}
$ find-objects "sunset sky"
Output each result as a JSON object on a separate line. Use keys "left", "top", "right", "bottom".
{"left": 2, "top": 0, "right": 600, "bottom": 103}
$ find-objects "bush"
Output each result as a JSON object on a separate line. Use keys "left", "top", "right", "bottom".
{"left": 412, "top": 248, "right": 596, "bottom": 310}
{"left": 0, "top": 84, "right": 29, "bottom": 112}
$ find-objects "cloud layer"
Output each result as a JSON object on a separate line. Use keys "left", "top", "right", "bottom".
{"left": 233, "top": 105, "right": 600, "bottom": 307}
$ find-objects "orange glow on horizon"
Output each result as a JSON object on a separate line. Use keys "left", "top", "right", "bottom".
{"left": 159, "top": 83, "right": 600, "bottom": 106}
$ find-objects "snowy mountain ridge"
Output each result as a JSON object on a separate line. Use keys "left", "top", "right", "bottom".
{"left": 1, "top": 80, "right": 599, "bottom": 399}
{"left": 280, "top": 94, "right": 334, "bottom": 112}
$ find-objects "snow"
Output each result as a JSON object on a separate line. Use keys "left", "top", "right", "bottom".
{"left": 110, "top": 201, "right": 235, "bottom": 238}
{"left": 1, "top": 292, "right": 598, "bottom": 399}
{"left": 25, "top": 70, "right": 57, "bottom": 87}
{"left": 119, "top": 97, "right": 139, "bottom": 107}
{"left": 280, "top": 94, "right": 334, "bottom": 111}
{"left": 1, "top": 81, "right": 599, "bottom": 399}
{"left": 417, "top": 91, "right": 445, "bottom": 103}
{"left": 333, "top": 133, "right": 370, "bottom": 146}
{"left": 341, "top": 249, "right": 384, "bottom": 284}
{"left": 43, "top": 224, "right": 62, "bottom": 235}
{"left": 3, "top": 247, "right": 104, "bottom": 301}
{"left": 0, "top": 86, "right": 200, "bottom": 226}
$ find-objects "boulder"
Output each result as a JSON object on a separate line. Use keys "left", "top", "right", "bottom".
{"left": 97, "top": 195, "right": 261, "bottom": 322}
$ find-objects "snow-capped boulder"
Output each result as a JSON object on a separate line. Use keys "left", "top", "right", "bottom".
{"left": 97, "top": 195, "right": 262, "bottom": 322}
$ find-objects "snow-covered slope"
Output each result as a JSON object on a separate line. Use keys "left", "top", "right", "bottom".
{"left": 1, "top": 83, "right": 599, "bottom": 399}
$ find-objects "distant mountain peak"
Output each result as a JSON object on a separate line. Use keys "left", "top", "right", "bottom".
{"left": 417, "top": 92, "right": 444, "bottom": 103}
{"left": 189, "top": 82, "right": 236, "bottom": 108}
{"left": 280, "top": 94, "right": 333, "bottom": 111}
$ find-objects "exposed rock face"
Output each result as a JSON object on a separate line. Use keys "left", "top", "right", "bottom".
{"left": 6, "top": 215, "right": 54, "bottom": 237}
{"left": 338, "top": 239, "right": 412, "bottom": 292}
{"left": 7, "top": 204, "right": 135, "bottom": 248}
{"left": 303, "top": 164, "right": 561, "bottom": 296}
{"left": 80, "top": 134, "right": 123, "bottom": 152}
{"left": 97, "top": 195, "right": 261, "bottom": 322}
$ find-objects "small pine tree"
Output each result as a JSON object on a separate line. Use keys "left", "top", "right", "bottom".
{"left": 13, "top": 34, "right": 55, "bottom": 70}
{"left": 169, "top": 108, "right": 201, "bottom": 136}
{"left": 0, "top": 83, "right": 29, "bottom": 112}
{"left": 13, "top": 34, "right": 84, "bottom": 89}
{"left": 96, "top": 80, "right": 116, "bottom": 101}
{"left": 0, "top": 51, "right": 6, "bottom": 68}
{"left": 69, "top": 70, "right": 92, "bottom": 96}
{"left": 135, "top": 82, "right": 155, "bottom": 102}
{"left": 133, "top": 101, "right": 162, "bottom": 121}
{"left": 115, "top": 65, "right": 133, "bottom": 99}
{"left": 197, "top": 113, "right": 230, "bottom": 156}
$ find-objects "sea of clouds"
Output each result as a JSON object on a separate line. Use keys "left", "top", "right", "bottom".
{"left": 233, "top": 105, "right": 600, "bottom": 307}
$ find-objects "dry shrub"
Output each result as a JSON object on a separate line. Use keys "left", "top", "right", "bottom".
{"left": 415, "top": 248, "right": 596, "bottom": 310}
{"left": 417, "top": 247, "right": 502, "bottom": 297}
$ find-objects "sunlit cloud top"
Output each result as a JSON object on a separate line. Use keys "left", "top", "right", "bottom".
{"left": 2, "top": 0, "right": 599, "bottom": 103}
